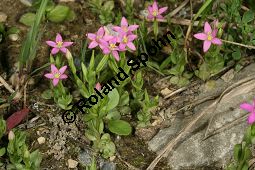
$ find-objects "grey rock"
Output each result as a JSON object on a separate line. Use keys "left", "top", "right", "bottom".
{"left": 101, "top": 162, "right": 116, "bottom": 170}
{"left": 78, "top": 149, "right": 93, "bottom": 167}
{"left": 149, "top": 63, "right": 255, "bottom": 169}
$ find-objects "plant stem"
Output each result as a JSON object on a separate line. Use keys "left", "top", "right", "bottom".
{"left": 221, "top": 39, "right": 255, "bottom": 49}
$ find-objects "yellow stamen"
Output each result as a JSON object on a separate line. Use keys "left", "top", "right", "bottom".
{"left": 57, "top": 41, "right": 63, "bottom": 48}
{"left": 123, "top": 36, "right": 128, "bottom": 43}
{"left": 152, "top": 10, "right": 158, "bottom": 16}
{"left": 207, "top": 32, "right": 212, "bottom": 41}
{"left": 110, "top": 43, "right": 116, "bottom": 49}
{"left": 54, "top": 73, "right": 60, "bottom": 78}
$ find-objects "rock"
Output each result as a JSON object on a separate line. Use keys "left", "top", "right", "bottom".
{"left": 37, "top": 137, "right": 45, "bottom": 144}
{"left": 78, "top": 149, "right": 93, "bottom": 167}
{"left": 221, "top": 69, "right": 235, "bottom": 82}
{"left": 160, "top": 88, "right": 172, "bottom": 97}
{"left": 68, "top": 159, "right": 78, "bottom": 169}
{"left": 101, "top": 162, "right": 116, "bottom": 170}
{"left": 8, "top": 34, "right": 19, "bottom": 41}
{"left": 19, "top": 0, "right": 32, "bottom": 6}
{"left": 0, "top": 12, "right": 7, "bottom": 22}
{"left": 148, "top": 63, "right": 255, "bottom": 169}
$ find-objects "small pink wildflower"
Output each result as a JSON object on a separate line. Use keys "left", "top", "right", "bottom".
{"left": 240, "top": 99, "right": 255, "bottom": 124}
{"left": 102, "top": 37, "right": 120, "bottom": 61}
{"left": 194, "top": 21, "right": 222, "bottom": 52}
{"left": 46, "top": 33, "right": 73, "bottom": 55}
{"left": 87, "top": 27, "right": 112, "bottom": 50}
{"left": 95, "top": 82, "right": 102, "bottom": 91}
{"left": 113, "top": 17, "right": 139, "bottom": 34}
{"left": 147, "top": 1, "right": 168, "bottom": 22}
{"left": 118, "top": 32, "right": 137, "bottom": 51}
{"left": 44, "top": 64, "right": 68, "bottom": 86}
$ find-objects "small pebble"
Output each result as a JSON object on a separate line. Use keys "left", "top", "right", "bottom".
{"left": 19, "top": 0, "right": 32, "bottom": 6}
{"left": 160, "top": 88, "right": 172, "bottom": 97}
{"left": 8, "top": 34, "right": 19, "bottom": 41}
{"left": 37, "top": 137, "right": 46, "bottom": 144}
{"left": 0, "top": 12, "right": 7, "bottom": 22}
{"left": 68, "top": 159, "right": 78, "bottom": 169}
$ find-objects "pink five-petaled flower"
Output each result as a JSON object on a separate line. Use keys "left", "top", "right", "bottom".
{"left": 113, "top": 17, "right": 139, "bottom": 35}
{"left": 147, "top": 1, "right": 168, "bottom": 22}
{"left": 95, "top": 82, "right": 102, "bottom": 91}
{"left": 87, "top": 27, "right": 112, "bottom": 50}
{"left": 118, "top": 32, "right": 137, "bottom": 51}
{"left": 194, "top": 22, "right": 222, "bottom": 52}
{"left": 46, "top": 33, "right": 73, "bottom": 55}
{"left": 44, "top": 64, "right": 68, "bottom": 86}
{"left": 240, "top": 99, "right": 255, "bottom": 124}
{"left": 102, "top": 37, "right": 120, "bottom": 61}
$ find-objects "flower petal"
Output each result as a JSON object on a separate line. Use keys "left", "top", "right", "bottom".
{"left": 60, "top": 74, "right": 68, "bottom": 79}
{"left": 194, "top": 33, "right": 207, "bottom": 40}
{"left": 51, "top": 48, "right": 60, "bottom": 55}
{"left": 52, "top": 78, "right": 59, "bottom": 86}
{"left": 103, "top": 35, "right": 114, "bottom": 41}
{"left": 44, "top": 73, "right": 54, "bottom": 79}
{"left": 51, "top": 64, "right": 58, "bottom": 73}
{"left": 119, "top": 43, "right": 126, "bottom": 50}
{"left": 55, "top": 33, "right": 63, "bottom": 42}
{"left": 148, "top": 6, "right": 153, "bottom": 14}
{"left": 128, "top": 34, "right": 137, "bottom": 41}
{"left": 152, "top": 1, "right": 158, "bottom": 12}
{"left": 121, "top": 17, "right": 128, "bottom": 27}
{"left": 127, "top": 42, "right": 136, "bottom": 50}
{"left": 46, "top": 41, "right": 57, "bottom": 47}
{"left": 203, "top": 40, "right": 211, "bottom": 52}
{"left": 95, "top": 83, "right": 101, "bottom": 91}
{"left": 212, "top": 29, "right": 218, "bottom": 37}
{"left": 59, "top": 65, "right": 67, "bottom": 74}
{"left": 88, "top": 41, "right": 98, "bottom": 49}
{"left": 158, "top": 7, "right": 168, "bottom": 14}
{"left": 156, "top": 15, "right": 164, "bottom": 19}
{"left": 97, "top": 27, "right": 105, "bottom": 37}
{"left": 128, "top": 25, "right": 139, "bottom": 31}
{"left": 112, "top": 51, "right": 120, "bottom": 61}
{"left": 248, "top": 113, "right": 255, "bottom": 124}
{"left": 60, "top": 47, "right": 67, "bottom": 54}
{"left": 147, "top": 14, "right": 154, "bottom": 20}
{"left": 240, "top": 103, "right": 254, "bottom": 112}
{"left": 103, "top": 47, "right": 110, "bottom": 54}
{"left": 62, "top": 42, "right": 73, "bottom": 47}
{"left": 204, "top": 22, "right": 212, "bottom": 33}
{"left": 211, "top": 38, "right": 222, "bottom": 45}
{"left": 87, "top": 33, "right": 96, "bottom": 40}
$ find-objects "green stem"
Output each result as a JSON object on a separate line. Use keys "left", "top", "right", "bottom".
{"left": 153, "top": 20, "right": 158, "bottom": 40}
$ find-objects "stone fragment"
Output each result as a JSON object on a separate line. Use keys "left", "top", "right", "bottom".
{"left": 0, "top": 12, "right": 7, "bottom": 22}
{"left": 37, "top": 137, "right": 45, "bottom": 144}
{"left": 68, "top": 159, "right": 78, "bottom": 169}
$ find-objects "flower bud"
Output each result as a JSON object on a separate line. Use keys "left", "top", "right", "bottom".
{"left": 8, "top": 131, "right": 15, "bottom": 140}
{"left": 66, "top": 49, "right": 73, "bottom": 60}
{"left": 24, "top": 150, "right": 30, "bottom": 158}
{"left": 95, "top": 82, "right": 102, "bottom": 91}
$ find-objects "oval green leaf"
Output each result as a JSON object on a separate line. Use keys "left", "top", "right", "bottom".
{"left": 108, "top": 120, "right": 132, "bottom": 135}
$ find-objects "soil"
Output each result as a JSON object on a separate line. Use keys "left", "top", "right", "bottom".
{"left": 0, "top": 0, "right": 171, "bottom": 169}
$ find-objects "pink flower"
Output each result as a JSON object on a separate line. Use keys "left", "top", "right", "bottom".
{"left": 102, "top": 37, "right": 120, "bottom": 61}
{"left": 113, "top": 17, "right": 139, "bottom": 35}
{"left": 95, "top": 82, "right": 102, "bottom": 91}
{"left": 240, "top": 99, "right": 255, "bottom": 124}
{"left": 44, "top": 64, "right": 68, "bottom": 86}
{"left": 194, "top": 22, "right": 222, "bottom": 52}
{"left": 147, "top": 1, "right": 168, "bottom": 22}
{"left": 46, "top": 33, "right": 73, "bottom": 55}
{"left": 87, "top": 27, "right": 112, "bottom": 50}
{"left": 118, "top": 32, "right": 137, "bottom": 51}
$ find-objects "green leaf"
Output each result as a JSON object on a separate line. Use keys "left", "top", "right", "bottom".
{"left": 66, "top": 9, "right": 76, "bottom": 22}
{"left": 7, "top": 27, "right": 20, "bottom": 35}
{"left": 242, "top": 10, "right": 254, "bottom": 23}
{"left": 108, "top": 120, "right": 132, "bottom": 135}
{"left": 107, "top": 89, "right": 119, "bottom": 111}
{"left": 19, "top": 13, "right": 36, "bottom": 26}
{"left": 96, "top": 56, "right": 109, "bottom": 73}
{"left": 103, "top": 1, "right": 114, "bottom": 11}
{"left": 41, "top": 89, "right": 53, "bottom": 100}
{"left": 0, "top": 148, "right": 5, "bottom": 157}
{"left": 233, "top": 144, "right": 242, "bottom": 161}
{"left": 47, "top": 5, "right": 70, "bottom": 23}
